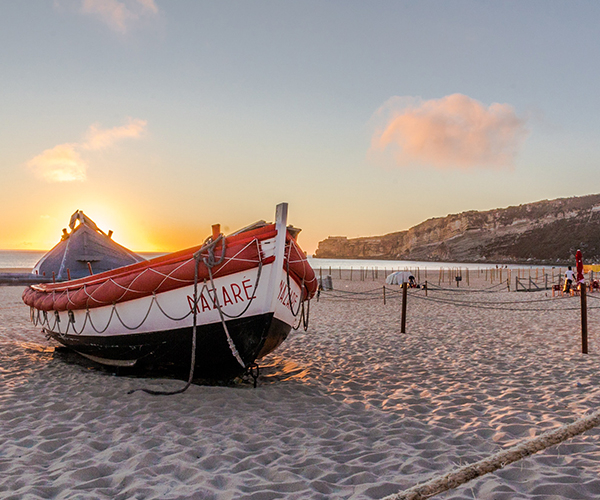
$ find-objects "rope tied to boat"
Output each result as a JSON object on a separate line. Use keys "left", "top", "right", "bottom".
{"left": 197, "top": 233, "right": 246, "bottom": 369}
{"left": 128, "top": 249, "right": 205, "bottom": 396}
{"left": 128, "top": 231, "right": 246, "bottom": 396}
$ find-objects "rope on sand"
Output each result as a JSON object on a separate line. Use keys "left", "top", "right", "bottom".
{"left": 382, "top": 409, "right": 600, "bottom": 500}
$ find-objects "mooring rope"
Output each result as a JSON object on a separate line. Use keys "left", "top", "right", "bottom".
{"left": 382, "top": 408, "right": 600, "bottom": 500}
{"left": 128, "top": 233, "right": 235, "bottom": 396}
{"left": 128, "top": 252, "right": 204, "bottom": 396}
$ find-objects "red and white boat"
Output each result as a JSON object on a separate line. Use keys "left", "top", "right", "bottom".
{"left": 23, "top": 203, "right": 317, "bottom": 379}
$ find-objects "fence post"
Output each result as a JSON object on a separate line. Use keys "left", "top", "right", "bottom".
{"left": 401, "top": 282, "right": 408, "bottom": 334}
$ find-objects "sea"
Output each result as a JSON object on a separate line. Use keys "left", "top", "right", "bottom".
{"left": 0, "top": 249, "right": 543, "bottom": 272}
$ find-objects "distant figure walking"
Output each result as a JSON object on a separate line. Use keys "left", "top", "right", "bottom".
{"left": 564, "top": 266, "right": 575, "bottom": 293}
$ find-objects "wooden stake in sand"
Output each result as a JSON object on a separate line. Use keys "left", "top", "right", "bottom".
{"left": 382, "top": 409, "right": 600, "bottom": 500}
{"left": 400, "top": 282, "right": 407, "bottom": 333}
{"left": 581, "top": 283, "right": 588, "bottom": 354}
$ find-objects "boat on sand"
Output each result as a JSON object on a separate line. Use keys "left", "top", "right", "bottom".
{"left": 22, "top": 203, "right": 316, "bottom": 380}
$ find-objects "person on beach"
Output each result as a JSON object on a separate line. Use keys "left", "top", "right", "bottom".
{"left": 564, "top": 266, "right": 575, "bottom": 293}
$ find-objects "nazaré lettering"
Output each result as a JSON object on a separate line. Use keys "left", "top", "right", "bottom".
{"left": 277, "top": 280, "right": 299, "bottom": 308}
{"left": 186, "top": 293, "right": 213, "bottom": 313}
{"left": 242, "top": 279, "right": 254, "bottom": 300}
{"left": 186, "top": 280, "right": 249, "bottom": 313}
{"left": 222, "top": 286, "right": 233, "bottom": 306}
{"left": 231, "top": 283, "right": 243, "bottom": 303}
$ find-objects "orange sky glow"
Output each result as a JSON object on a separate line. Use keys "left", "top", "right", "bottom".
{"left": 3, "top": 3, "right": 600, "bottom": 258}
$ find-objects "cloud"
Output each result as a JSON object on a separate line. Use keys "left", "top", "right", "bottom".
{"left": 27, "top": 118, "right": 147, "bottom": 183}
{"left": 27, "top": 144, "right": 88, "bottom": 182}
{"left": 80, "top": 0, "right": 158, "bottom": 32}
{"left": 83, "top": 118, "right": 147, "bottom": 150}
{"left": 370, "top": 94, "right": 529, "bottom": 170}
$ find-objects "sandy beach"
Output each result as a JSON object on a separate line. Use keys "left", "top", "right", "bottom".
{"left": 2, "top": 271, "right": 600, "bottom": 499}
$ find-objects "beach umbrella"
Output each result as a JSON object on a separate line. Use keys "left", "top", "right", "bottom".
{"left": 576, "top": 249, "right": 584, "bottom": 284}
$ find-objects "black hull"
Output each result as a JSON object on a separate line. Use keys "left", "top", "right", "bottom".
{"left": 46, "top": 313, "right": 291, "bottom": 380}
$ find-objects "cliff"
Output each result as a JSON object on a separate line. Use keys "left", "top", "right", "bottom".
{"left": 314, "top": 194, "right": 600, "bottom": 264}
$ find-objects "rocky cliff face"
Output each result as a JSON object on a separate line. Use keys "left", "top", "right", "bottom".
{"left": 315, "top": 194, "right": 600, "bottom": 264}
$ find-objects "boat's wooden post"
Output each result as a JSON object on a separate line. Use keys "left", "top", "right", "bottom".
{"left": 211, "top": 224, "right": 220, "bottom": 240}
{"left": 52, "top": 272, "right": 56, "bottom": 284}
{"left": 401, "top": 282, "right": 408, "bottom": 333}
{"left": 581, "top": 283, "right": 588, "bottom": 354}
{"left": 67, "top": 268, "right": 71, "bottom": 280}
{"left": 267, "top": 203, "right": 288, "bottom": 312}
{"left": 425, "top": 280, "right": 428, "bottom": 296}
{"left": 350, "top": 267, "right": 353, "bottom": 281}
{"left": 87, "top": 262, "right": 93, "bottom": 275}
{"left": 383, "top": 285, "right": 386, "bottom": 305}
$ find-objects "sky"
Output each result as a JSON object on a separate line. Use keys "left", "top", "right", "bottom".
{"left": 2, "top": 1, "right": 600, "bottom": 254}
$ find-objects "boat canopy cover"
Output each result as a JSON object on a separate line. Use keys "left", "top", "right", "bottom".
{"left": 32, "top": 210, "right": 144, "bottom": 281}
{"left": 385, "top": 271, "right": 414, "bottom": 285}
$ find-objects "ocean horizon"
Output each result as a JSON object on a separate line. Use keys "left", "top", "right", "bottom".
{"left": 0, "top": 249, "right": 559, "bottom": 272}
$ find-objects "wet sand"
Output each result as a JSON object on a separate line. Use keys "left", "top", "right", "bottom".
{"left": 2, "top": 273, "right": 600, "bottom": 499}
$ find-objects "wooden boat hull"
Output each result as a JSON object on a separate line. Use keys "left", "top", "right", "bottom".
{"left": 46, "top": 313, "right": 290, "bottom": 379}
{"left": 23, "top": 204, "right": 316, "bottom": 380}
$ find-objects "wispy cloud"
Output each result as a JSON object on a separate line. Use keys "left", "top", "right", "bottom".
{"left": 80, "top": 0, "right": 158, "bottom": 32}
{"left": 28, "top": 144, "right": 88, "bottom": 182}
{"left": 27, "top": 119, "right": 147, "bottom": 183}
{"left": 82, "top": 118, "right": 147, "bottom": 150}
{"left": 370, "top": 94, "right": 529, "bottom": 170}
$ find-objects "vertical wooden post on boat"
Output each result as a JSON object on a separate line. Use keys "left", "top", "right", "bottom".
{"left": 507, "top": 278, "right": 510, "bottom": 291}
{"left": 52, "top": 272, "right": 55, "bottom": 284}
{"left": 581, "top": 283, "right": 588, "bottom": 354}
{"left": 383, "top": 285, "right": 386, "bottom": 305}
{"left": 67, "top": 269, "right": 71, "bottom": 280}
{"left": 350, "top": 267, "right": 353, "bottom": 281}
{"left": 329, "top": 266, "right": 331, "bottom": 276}
{"left": 87, "top": 262, "right": 93, "bottom": 275}
{"left": 339, "top": 267, "right": 342, "bottom": 279}
{"left": 401, "top": 281, "right": 408, "bottom": 333}
{"left": 425, "top": 280, "right": 428, "bottom": 296}
{"left": 319, "top": 267, "right": 322, "bottom": 280}
{"left": 212, "top": 224, "right": 221, "bottom": 240}
{"left": 267, "top": 203, "right": 288, "bottom": 312}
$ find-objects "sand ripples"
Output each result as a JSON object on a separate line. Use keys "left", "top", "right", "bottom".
{"left": 2, "top": 280, "right": 600, "bottom": 498}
